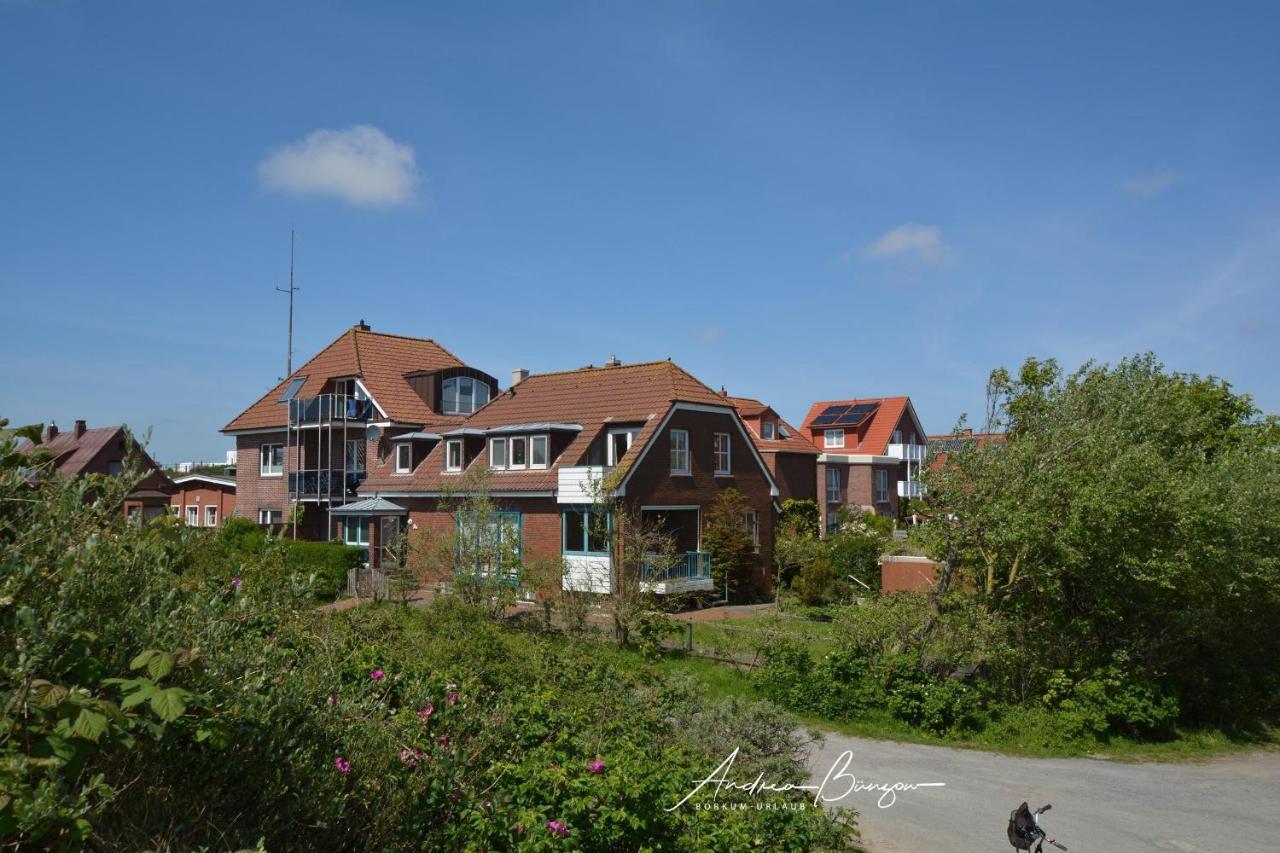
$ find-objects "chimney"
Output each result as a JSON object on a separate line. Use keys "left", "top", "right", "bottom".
{"left": 605, "top": 355, "right": 621, "bottom": 367}
{"left": 45, "top": 422, "right": 58, "bottom": 441}
{"left": 962, "top": 428, "right": 973, "bottom": 437}
{"left": 74, "top": 419, "right": 87, "bottom": 438}
{"left": 354, "top": 320, "right": 370, "bottom": 332}
{"left": 511, "top": 368, "right": 529, "bottom": 387}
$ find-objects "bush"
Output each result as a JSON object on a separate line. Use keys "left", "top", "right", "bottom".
{"left": 795, "top": 556, "right": 835, "bottom": 606}
{"left": 877, "top": 653, "right": 982, "bottom": 735}
{"left": 275, "top": 538, "right": 366, "bottom": 600}
{"left": 0, "top": 430, "right": 856, "bottom": 850}
{"left": 1042, "top": 656, "right": 1180, "bottom": 740}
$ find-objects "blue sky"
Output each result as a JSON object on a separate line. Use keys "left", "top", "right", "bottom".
{"left": 2, "top": 1, "right": 1277, "bottom": 463}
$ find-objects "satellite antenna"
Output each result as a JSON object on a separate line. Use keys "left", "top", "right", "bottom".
{"left": 275, "top": 230, "right": 299, "bottom": 377}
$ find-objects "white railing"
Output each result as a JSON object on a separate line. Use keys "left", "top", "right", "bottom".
{"left": 557, "top": 466, "right": 609, "bottom": 504}
{"left": 897, "top": 480, "right": 924, "bottom": 498}
{"left": 887, "top": 443, "right": 927, "bottom": 462}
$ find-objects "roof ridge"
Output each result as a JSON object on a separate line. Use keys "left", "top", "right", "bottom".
{"left": 523, "top": 359, "right": 678, "bottom": 381}
{"left": 353, "top": 328, "right": 461, "bottom": 359}
{"left": 351, "top": 328, "right": 365, "bottom": 375}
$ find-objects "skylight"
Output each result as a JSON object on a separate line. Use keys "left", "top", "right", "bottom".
{"left": 279, "top": 376, "right": 307, "bottom": 402}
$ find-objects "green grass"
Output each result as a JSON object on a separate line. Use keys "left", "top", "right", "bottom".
{"left": 686, "top": 613, "right": 843, "bottom": 659}
{"left": 607, "top": 644, "right": 1280, "bottom": 763}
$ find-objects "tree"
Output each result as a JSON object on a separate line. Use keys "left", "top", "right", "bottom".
{"left": 919, "top": 354, "right": 1280, "bottom": 723}
{"left": 701, "top": 487, "right": 758, "bottom": 600}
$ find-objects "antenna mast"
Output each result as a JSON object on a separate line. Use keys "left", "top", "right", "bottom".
{"left": 275, "top": 230, "right": 299, "bottom": 377}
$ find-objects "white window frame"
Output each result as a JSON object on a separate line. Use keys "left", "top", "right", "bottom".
{"left": 530, "top": 434, "right": 549, "bottom": 469}
{"left": 824, "top": 429, "right": 845, "bottom": 449}
{"left": 826, "top": 467, "right": 841, "bottom": 503}
{"left": 875, "top": 469, "right": 890, "bottom": 504}
{"left": 713, "top": 432, "right": 731, "bottom": 475}
{"left": 744, "top": 510, "right": 759, "bottom": 547}
{"left": 489, "top": 437, "right": 508, "bottom": 469}
{"left": 892, "top": 428, "right": 903, "bottom": 444}
{"left": 445, "top": 439, "right": 463, "bottom": 473}
{"left": 168, "top": 504, "right": 180, "bottom": 516}
{"left": 260, "top": 443, "right": 283, "bottom": 477}
{"left": 607, "top": 428, "right": 639, "bottom": 465}
{"left": 185, "top": 505, "right": 199, "bottom": 526}
{"left": 204, "top": 505, "right": 218, "bottom": 527}
{"left": 509, "top": 436, "right": 527, "bottom": 470}
{"left": 395, "top": 443, "right": 413, "bottom": 474}
{"left": 670, "top": 429, "right": 690, "bottom": 475}
{"left": 345, "top": 438, "right": 366, "bottom": 474}
{"left": 258, "top": 508, "right": 282, "bottom": 525}
{"left": 761, "top": 421, "right": 776, "bottom": 440}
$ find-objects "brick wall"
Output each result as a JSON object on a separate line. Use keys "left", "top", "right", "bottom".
{"left": 233, "top": 433, "right": 288, "bottom": 521}
{"left": 170, "top": 483, "right": 236, "bottom": 526}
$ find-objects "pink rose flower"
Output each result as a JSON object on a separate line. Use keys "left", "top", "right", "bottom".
{"left": 589, "top": 758, "right": 605, "bottom": 774}
{"left": 334, "top": 756, "right": 351, "bottom": 774}
{"left": 417, "top": 703, "right": 434, "bottom": 720}
{"left": 547, "top": 820, "right": 569, "bottom": 838}
{"left": 370, "top": 669, "right": 385, "bottom": 682}
{"left": 437, "top": 734, "right": 449, "bottom": 747}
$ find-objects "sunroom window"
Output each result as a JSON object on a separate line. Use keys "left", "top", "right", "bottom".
{"left": 442, "top": 376, "right": 491, "bottom": 415}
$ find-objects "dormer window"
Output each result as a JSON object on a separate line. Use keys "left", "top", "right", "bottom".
{"left": 395, "top": 444, "right": 413, "bottom": 474}
{"left": 530, "top": 435, "right": 548, "bottom": 468}
{"left": 333, "top": 377, "right": 367, "bottom": 401}
{"left": 761, "top": 421, "right": 776, "bottom": 440}
{"left": 442, "top": 376, "right": 490, "bottom": 415}
{"left": 445, "top": 439, "right": 463, "bottom": 472}
{"left": 607, "top": 428, "right": 640, "bottom": 465}
{"left": 489, "top": 437, "right": 508, "bottom": 469}
{"left": 824, "top": 429, "right": 845, "bottom": 449}
{"left": 509, "top": 436, "right": 527, "bottom": 469}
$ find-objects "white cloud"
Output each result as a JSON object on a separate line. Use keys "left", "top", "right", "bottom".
{"left": 258, "top": 125, "right": 419, "bottom": 207}
{"left": 862, "top": 224, "right": 951, "bottom": 265}
{"left": 1123, "top": 168, "right": 1180, "bottom": 198}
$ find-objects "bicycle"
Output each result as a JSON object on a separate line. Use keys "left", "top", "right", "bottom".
{"left": 1008, "top": 802, "right": 1067, "bottom": 851}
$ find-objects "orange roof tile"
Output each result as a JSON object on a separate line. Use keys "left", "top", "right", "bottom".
{"left": 222, "top": 327, "right": 468, "bottom": 432}
{"left": 722, "top": 394, "right": 819, "bottom": 456}
{"left": 361, "top": 360, "right": 734, "bottom": 495}
{"left": 800, "top": 396, "right": 918, "bottom": 455}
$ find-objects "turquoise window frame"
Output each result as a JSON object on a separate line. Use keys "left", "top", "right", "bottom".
{"left": 561, "top": 506, "right": 611, "bottom": 557}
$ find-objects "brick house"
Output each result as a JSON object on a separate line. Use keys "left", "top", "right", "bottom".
{"left": 356, "top": 359, "right": 782, "bottom": 600}
{"left": 20, "top": 420, "right": 174, "bottom": 520}
{"left": 170, "top": 473, "right": 236, "bottom": 528}
{"left": 221, "top": 322, "right": 499, "bottom": 540}
{"left": 799, "top": 396, "right": 928, "bottom": 531}
{"left": 721, "top": 392, "right": 818, "bottom": 504}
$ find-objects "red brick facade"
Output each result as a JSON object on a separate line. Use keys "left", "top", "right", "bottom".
{"left": 170, "top": 477, "right": 236, "bottom": 527}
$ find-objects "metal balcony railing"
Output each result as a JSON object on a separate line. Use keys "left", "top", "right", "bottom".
{"left": 897, "top": 480, "right": 924, "bottom": 498}
{"left": 289, "top": 470, "right": 365, "bottom": 499}
{"left": 640, "top": 551, "right": 712, "bottom": 582}
{"left": 887, "top": 443, "right": 928, "bottom": 462}
{"left": 288, "top": 394, "right": 374, "bottom": 424}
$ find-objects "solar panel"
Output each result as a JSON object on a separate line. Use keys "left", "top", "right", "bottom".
{"left": 833, "top": 402, "right": 880, "bottom": 425}
{"left": 811, "top": 414, "right": 839, "bottom": 425}
{"left": 821, "top": 405, "right": 852, "bottom": 416}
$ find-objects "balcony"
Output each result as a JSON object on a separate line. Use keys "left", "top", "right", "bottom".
{"left": 288, "top": 394, "right": 374, "bottom": 425}
{"left": 886, "top": 443, "right": 927, "bottom": 462}
{"left": 897, "top": 479, "right": 924, "bottom": 499}
{"left": 557, "top": 466, "right": 609, "bottom": 504}
{"left": 289, "top": 469, "right": 365, "bottom": 501}
{"left": 640, "top": 551, "right": 713, "bottom": 594}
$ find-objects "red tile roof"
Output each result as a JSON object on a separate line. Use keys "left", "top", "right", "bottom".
{"left": 800, "top": 396, "right": 918, "bottom": 455}
{"left": 722, "top": 394, "right": 819, "bottom": 456}
{"left": 361, "top": 360, "right": 733, "bottom": 494}
{"left": 223, "top": 327, "right": 468, "bottom": 432}
{"left": 19, "top": 424, "right": 172, "bottom": 494}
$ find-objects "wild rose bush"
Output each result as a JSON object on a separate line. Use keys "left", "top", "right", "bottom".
{"left": 0, "top": 431, "right": 854, "bottom": 850}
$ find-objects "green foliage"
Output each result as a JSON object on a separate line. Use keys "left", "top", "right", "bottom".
{"left": 796, "top": 556, "right": 836, "bottom": 606}
{"left": 631, "top": 608, "right": 678, "bottom": 660}
{"left": 921, "top": 354, "right": 1280, "bottom": 727}
{"left": 0, "top": 424, "right": 854, "bottom": 850}
{"left": 700, "top": 487, "right": 758, "bottom": 600}
{"left": 779, "top": 498, "right": 819, "bottom": 538}
{"left": 276, "top": 538, "right": 366, "bottom": 599}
